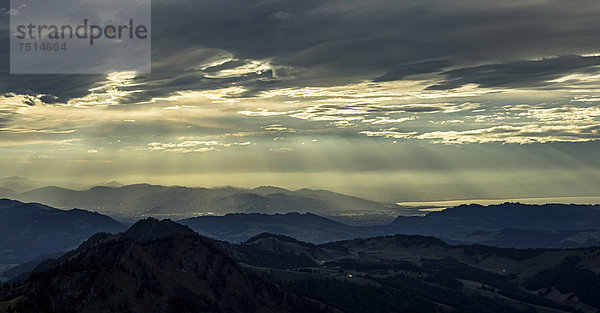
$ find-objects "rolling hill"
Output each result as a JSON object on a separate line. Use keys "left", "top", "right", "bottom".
{"left": 231, "top": 233, "right": 600, "bottom": 312}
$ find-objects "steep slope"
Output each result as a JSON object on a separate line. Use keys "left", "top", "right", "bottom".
{"left": 179, "top": 212, "right": 376, "bottom": 243}
{"left": 0, "top": 200, "right": 125, "bottom": 264}
{"left": 0, "top": 219, "right": 329, "bottom": 313}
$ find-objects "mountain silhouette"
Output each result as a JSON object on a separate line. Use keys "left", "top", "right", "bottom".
{"left": 16, "top": 184, "right": 395, "bottom": 219}
{"left": 1, "top": 219, "right": 330, "bottom": 313}
{"left": 387, "top": 203, "right": 600, "bottom": 236}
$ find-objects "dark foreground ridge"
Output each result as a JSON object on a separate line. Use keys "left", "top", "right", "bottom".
{"left": 2, "top": 218, "right": 600, "bottom": 312}
{"left": 0, "top": 219, "right": 330, "bottom": 313}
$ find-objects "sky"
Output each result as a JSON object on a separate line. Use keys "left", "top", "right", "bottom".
{"left": 1, "top": 0, "right": 600, "bottom": 202}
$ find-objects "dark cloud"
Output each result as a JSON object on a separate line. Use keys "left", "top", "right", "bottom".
{"left": 374, "top": 60, "right": 453, "bottom": 82}
{"left": 118, "top": 69, "right": 274, "bottom": 103}
{"left": 3, "top": 0, "right": 600, "bottom": 102}
{"left": 0, "top": 74, "right": 102, "bottom": 104}
{"left": 149, "top": 0, "right": 600, "bottom": 75}
{"left": 0, "top": 5, "right": 102, "bottom": 103}
{"left": 203, "top": 60, "right": 248, "bottom": 73}
{"left": 395, "top": 105, "right": 445, "bottom": 113}
{"left": 428, "top": 55, "right": 600, "bottom": 90}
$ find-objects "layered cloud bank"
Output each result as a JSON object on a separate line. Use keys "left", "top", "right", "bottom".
{"left": 1, "top": 0, "right": 599, "bottom": 200}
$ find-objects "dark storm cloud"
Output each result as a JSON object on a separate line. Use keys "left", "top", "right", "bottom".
{"left": 149, "top": 0, "right": 600, "bottom": 71}
{"left": 0, "top": 30, "right": 98, "bottom": 99}
{"left": 124, "top": 0, "right": 600, "bottom": 101}
{"left": 428, "top": 55, "right": 600, "bottom": 90}
{"left": 203, "top": 60, "right": 248, "bottom": 73}
{"left": 374, "top": 60, "right": 454, "bottom": 82}
{"left": 118, "top": 68, "right": 274, "bottom": 103}
{"left": 0, "top": 74, "right": 101, "bottom": 104}
{"left": 0, "top": 5, "right": 103, "bottom": 103}
{"left": 4, "top": 0, "right": 600, "bottom": 102}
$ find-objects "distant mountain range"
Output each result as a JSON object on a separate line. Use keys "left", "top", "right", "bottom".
{"left": 2, "top": 198, "right": 599, "bottom": 270}
{"left": 0, "top": 199, "right": 125, "bottom": 265}
{"left": 180, "top": 211, "right": 600, "bottom": 247}
{"left": 180, "top": 203, "right": 600, "bottom": 248}
{"left": 2, "top": 219, "right": 600, "bottom": 312}
{"left": 13, "top": 183, "right": 399, "bottom": 219}
{"left": 0, "top": 177, "right": 48, "bottom": 194}
{"left": 0, "top": 177, "right": 123, "bottom": 195}
{"left": 386, "top": 203, "right": 600, "bottom": 235}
